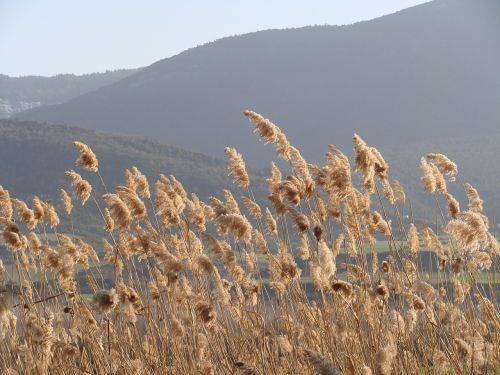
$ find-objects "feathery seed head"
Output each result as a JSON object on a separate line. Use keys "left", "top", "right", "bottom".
{"left": 73, "top": 141, "right": 98, "bottom": 172}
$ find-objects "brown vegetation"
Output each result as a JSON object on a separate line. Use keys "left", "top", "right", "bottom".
{"left": 0, "top": 111, "right": 498, "bottom": 374}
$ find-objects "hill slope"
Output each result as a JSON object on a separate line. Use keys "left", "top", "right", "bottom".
{"left": 0, "top": 119, "right": 267, "bottom": 237}
{"left": 18, "top": 0, "right": 500, "bottom": 167}
{"left": 0, "top": 69, "right": 138, "bottom": 118}
{"left": 1, "top": 118, "right": 499, "bottom": 226}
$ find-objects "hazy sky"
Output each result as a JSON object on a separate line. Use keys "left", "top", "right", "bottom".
{"left": 1, "top": 0, "right": 430, "bottom": 77}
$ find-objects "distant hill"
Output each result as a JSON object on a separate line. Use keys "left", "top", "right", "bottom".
{"left": 0, "top": 119, "right": 267, "bottom": 239}
{"left": 0, "top": 69, "right": 138, "bottom": 118}
{"left": 18, "top": 0, "right": 500, "bottom": 168}
{"left": 1, "top": 118, "right": 499, "bottom": 230}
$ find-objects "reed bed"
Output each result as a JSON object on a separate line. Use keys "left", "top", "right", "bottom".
{"left": 0, "top": 111, "right": 498, "bottom": 374}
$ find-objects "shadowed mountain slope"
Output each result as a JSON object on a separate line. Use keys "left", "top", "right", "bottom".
{"left": 18, "top": 0, "right": 500, "bottom": 167}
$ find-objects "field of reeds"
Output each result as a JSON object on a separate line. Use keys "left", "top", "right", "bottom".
{"left": 0, "top": 110, "right": 498, "bottom": 374}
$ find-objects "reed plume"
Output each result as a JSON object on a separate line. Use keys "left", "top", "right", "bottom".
{"left": 73, "top": 141, "right": 99, "bottom": 172}
{"left": 60, "top": 189, "right": 73, "bottom": 215}
{"left": 102, "top": 193, "right": 132, "bottom": 229}
{"left": 65, "top": 170, "right": 92, "bottom": 204}
{"left": 0, "top": 111, "right": 497, "bottom": 375}
{"left": 224, "top": 147, "right": 250, "bottom": 188}
{"left": 0, "top": 185, "right": 12, "bottom": 221}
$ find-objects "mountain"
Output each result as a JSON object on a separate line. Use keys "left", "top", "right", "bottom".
{"left": 2, "top": 117, "right": 499, "bottom": 230}
{"left": 0, "top": 119, "right": 267, "bottom": 238}
{"left": 0, "top": 69, "right": 138, "bottom": 118}
{"left": 18, "top": 0, "right": 500, "bottom": 168}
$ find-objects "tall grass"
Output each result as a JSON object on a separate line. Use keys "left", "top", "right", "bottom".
{"left": 0, "top": 110, "right": 498, "bottom": 374}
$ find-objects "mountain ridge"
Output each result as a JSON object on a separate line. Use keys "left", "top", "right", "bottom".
{"left": 18, "top": 0, "right": 500, "bottom": 167}
{"left": 0, "top": 69, "right": 139, "bottom": 118}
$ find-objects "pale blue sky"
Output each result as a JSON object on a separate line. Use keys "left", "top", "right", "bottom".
{"left": 0, "top": 0, "right": 430, "bottom": 77}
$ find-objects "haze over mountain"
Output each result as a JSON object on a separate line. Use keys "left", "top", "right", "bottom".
{"left": 18, "top": 0, "right": 500, "bottom": 168}
{"left": 0, "top": 69, "right": 138, "bottom": 118}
